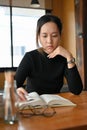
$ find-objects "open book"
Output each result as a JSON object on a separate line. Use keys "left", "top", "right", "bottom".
{"left": 17, "top": 92, "right": 76, "bottom": 109}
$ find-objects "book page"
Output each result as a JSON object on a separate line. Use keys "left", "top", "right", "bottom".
{"left": 18, "top": 92, "right": 46, "bottom": 109}
{"left": 40, "top": 94, "right": 76, "bottom": 107}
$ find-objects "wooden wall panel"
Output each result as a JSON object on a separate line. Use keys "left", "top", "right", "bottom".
{"left": 52, "top": 0, "right": 76, "bottom": 57}
{"left": 0, "top": 73, "right": 5, "bottom": 89}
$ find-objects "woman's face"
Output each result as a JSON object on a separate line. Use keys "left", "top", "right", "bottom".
{"left": 38, "top": 22, "right": 61, "bottom": 54}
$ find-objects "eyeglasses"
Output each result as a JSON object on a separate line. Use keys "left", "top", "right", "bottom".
{"left": 19, "top": 105, "right": 56, "bottom": 118}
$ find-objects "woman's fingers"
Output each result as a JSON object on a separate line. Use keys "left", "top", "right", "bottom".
{"left": 17, "top": 87, "right": 28, "bottom": 101}
{"left": 47, "top": 45, "right": 72, "bottom": 59}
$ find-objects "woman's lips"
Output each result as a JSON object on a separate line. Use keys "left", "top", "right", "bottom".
{"left": 47, "top": 46, "right": 53, "bottom": 49}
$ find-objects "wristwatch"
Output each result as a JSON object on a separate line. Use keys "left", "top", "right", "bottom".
{"left": 67, "top": 57, "right": 75, "bottom": 64}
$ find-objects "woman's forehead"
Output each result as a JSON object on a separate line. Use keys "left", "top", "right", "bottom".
{"left": 40, "top": 22, "right": 59, "bottom": 33}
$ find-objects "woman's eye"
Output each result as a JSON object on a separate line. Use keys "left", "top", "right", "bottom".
{"left": 42, "top": 35, "right": 47, "bottom": 38}
{"left": 52, "top": 35, "right": 58, "bottom": 37}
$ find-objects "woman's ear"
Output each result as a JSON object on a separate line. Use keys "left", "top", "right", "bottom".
{"left": 37, "top": 34, "right": 39, "bottom": 41}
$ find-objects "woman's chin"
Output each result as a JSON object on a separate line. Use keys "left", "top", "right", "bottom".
{"left": 47, "top": 49, "right": 54, "bottom": 54}
{"left": 44, "top": 48, "right": 54, "bottom": 54}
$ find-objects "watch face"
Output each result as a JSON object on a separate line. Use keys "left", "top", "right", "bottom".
{"left": 67, "top": 58, "right": 75, "bottom": 64}
{"left": 72, "top": 58, "right": 75, "bottom": 62}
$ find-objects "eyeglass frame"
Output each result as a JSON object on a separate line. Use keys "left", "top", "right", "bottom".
{"left": 19, "top": 104, "right": 56, "bottom": 118}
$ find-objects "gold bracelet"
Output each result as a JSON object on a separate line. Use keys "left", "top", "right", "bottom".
{"left": 67, "top": 57, "right": 75, "bottom": 64}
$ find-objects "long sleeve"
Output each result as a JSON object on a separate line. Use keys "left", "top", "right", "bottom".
{"left": 65, "top": 65, "right": 83, "bottom": 95}
{"left": 15, "top": 52, "right": 32, "bottom": 88}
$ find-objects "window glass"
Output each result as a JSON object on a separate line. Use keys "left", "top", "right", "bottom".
{"left": 0, "top": 6, "right": 11, "bottom": 68}
{"left": 12, "top": 8, "right": 45, "bottom": 67}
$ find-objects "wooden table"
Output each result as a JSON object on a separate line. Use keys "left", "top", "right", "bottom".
{"left": 0, "top": 91, "right": 87, "bottom": 130}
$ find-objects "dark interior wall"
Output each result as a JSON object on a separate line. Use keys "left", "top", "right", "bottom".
{"left": 83, "top": 0, "right": 87, "bottom": 89}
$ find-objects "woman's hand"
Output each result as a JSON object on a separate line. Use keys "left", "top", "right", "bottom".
{"left": 47, "top": 45, "right": 72, "bottom": 59}
{"left": 47, "top": 45, "right": 75, "bottom": 68}
{"left": 17, "top": 87, "right": 28, "bottom": 101}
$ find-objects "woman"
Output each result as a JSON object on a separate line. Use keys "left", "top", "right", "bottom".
{"left": 15, "top": 14, "right": 83, "bottom": 101}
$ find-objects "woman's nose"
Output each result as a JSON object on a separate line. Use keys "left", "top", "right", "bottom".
{"left": 47, "top": 36, "right": 52, "bottom": 44}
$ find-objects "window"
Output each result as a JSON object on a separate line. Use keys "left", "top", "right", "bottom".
{"left": 0, "top": 6, "right": 45, "bottom": 72}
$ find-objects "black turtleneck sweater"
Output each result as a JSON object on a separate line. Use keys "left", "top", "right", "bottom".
{"left": 15, "top": 49, "right": 83, "bottom": 95}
